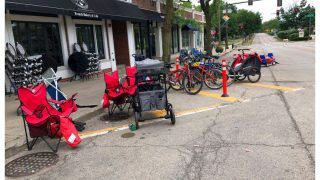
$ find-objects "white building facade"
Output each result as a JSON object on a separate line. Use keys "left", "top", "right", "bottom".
{"left": 5, "top": 0, "right": 205, "bottom": 80}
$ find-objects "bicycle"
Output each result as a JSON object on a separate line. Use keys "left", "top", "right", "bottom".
{"left": 163, "top": 62, "right": 184, "bottom": 91}
{"left": 181, "top": 57, "right": 203, "bottom": 95}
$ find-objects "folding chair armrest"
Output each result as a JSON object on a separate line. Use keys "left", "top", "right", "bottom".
{"left": 20, "top": 105, "right": 33, "bottom": 116}
{"left": 70, "top": 93, "right": 78, "bottom": 100}
{"left": 48, "top": 99, "right": 65, "bottom": 105}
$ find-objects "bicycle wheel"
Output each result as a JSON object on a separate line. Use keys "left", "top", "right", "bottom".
{"left": 204, "top": 68, "right": 223, "bottom": 90}
{"left": 236, "top": 73, "right": 246, "bottom": 81}
{"left": 226, "top": 65, "right": 236, "bottom": 86}
{"left": 182, "top": 70, "right": 203, "bottom": 95}
{"left": 168, "top": 70, "right": 184, "bottom": 91}
{"left": 247, "top": 69, "right": 261, "bottom": 83}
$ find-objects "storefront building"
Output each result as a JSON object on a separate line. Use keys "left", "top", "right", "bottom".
{"left": 5, "top": 0, "right": 205, "bottom": 79}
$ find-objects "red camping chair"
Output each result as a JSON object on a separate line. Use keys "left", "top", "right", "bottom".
{"left": 102, "top": 68, "right": 137, "bottom": 115}
{"left": 122, "top": 66, "right": 137, "bottom": 96}
{"left": 17, "top": 83, "right": 81, "bottom": 152}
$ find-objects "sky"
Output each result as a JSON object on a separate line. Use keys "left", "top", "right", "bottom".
{"left": 190, "top": 0, "right": 316, "bottom": 22}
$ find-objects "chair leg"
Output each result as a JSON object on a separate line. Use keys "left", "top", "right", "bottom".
{"left": 41, "top": 137, "right": 61, "bottom": 153}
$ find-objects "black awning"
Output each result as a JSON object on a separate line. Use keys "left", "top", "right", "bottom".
{"left": 140, "top": 9, "right": 163, "bottom": 22}
{"left": 5, "top": 0, "right": 147, "bottom": 21}
{"left": 182, "top": 24, "right": 198, "bottom": 31}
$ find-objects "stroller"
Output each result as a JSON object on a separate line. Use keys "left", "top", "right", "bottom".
{"left": 102, "top": 66, "right": 137, "bottom": 116}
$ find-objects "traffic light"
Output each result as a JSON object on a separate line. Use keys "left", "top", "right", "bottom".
{"left": 277, "top": 0, "right": 282, "bottom": 7}
{"left": 248, "top": 0, "right": 253, "bottom": 5}
{"left": 276, "top": 10, "right": 280, "bottom": 17}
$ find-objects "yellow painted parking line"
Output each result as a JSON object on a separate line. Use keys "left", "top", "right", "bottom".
{"left": 240, "top": 83, "right": 302, "bottom": 92}
{"left": 149, "top": 110, "right": 166, "bottom": 117}
{"left": 176, "top": 103, "right": 222, "bottom": 117}
{"left": 79, "top": 103, "right": 227, "bottom": 139}
{"left": 79, "top": 125, "right": 128, "bottom": 138}
{"left": 198, "top": 91, "right": 240, "bottom": 102}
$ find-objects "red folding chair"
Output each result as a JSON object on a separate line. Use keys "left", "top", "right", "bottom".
{"left": 17, "top": 83, "right": 81, "bottom": 152}
{"left": 102, "top": 68, "right": 137, "bottom": 115}
{"left": 122, "top": 66, "right": 137, "bottom": 96}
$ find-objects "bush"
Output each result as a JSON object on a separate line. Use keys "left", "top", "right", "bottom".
{"left": 288, "top": 33, "right": 310, "bottom": 41}
{"left": 288, "top": 33, "right": 299, "bottom": 40}
{"left": 277, "top": 29, "right": 299, "bottom": 39}
{"left": 277, "top": 31, "right": 288, "bottom": 39}
{"left": 286, "top": 29, "right": 298, "bottom": 34}
{"left": 267, "top": 32, "right": 275, "bottom": 36}
{"left": 215, "top": 46, "right": 224, "bottom": 53}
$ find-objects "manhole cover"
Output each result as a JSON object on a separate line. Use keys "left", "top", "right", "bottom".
{"left": 5, "top": 152, "right": 59, "bottom": 177}
{"left": 101, "top": 113, "right": 130, "bottom": 121}
{"left": 121, "top": 132, "right": 135, "bottom": 138}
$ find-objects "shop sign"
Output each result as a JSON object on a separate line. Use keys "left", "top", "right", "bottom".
{"left": 73, "top": 12, "right": 99, "bottom": 18}
{"left": 298, "top": 28, "right": 304, "bottom": 38}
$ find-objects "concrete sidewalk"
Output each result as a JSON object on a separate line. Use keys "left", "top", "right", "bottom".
{"left": 5, "top": 50, "right": 236, "bottom": 157}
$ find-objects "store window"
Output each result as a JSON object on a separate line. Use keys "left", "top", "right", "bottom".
{"left": 182, "top": 31, "right": 190, "bottom": 48}
{"left": 133, "top": 22, "right": 156, "bottom": 58}
{"left": 171, "top": 25, "right": 180, "bottom": 54}
{"left": 196, "top": 31, "right": 202, "bottom": 48}
{"left": 75, "top": 24, "right": 105, "bottom": 59}
{"left": 133, "top": 23, "right": 142, "bottom": 54}
{"left": 12, "top": 21, "right": 63, "bottom": 66}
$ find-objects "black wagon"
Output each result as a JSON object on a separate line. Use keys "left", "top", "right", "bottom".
{"left": 132, "top": 59, "right": 175, "bottom": 129}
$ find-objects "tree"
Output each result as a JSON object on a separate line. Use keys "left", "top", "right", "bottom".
{"left": 232, "top": 10, "right": 262, "bottom": 35}
{"left": 162, "top": 0, "right": 174, "bottom": 62}
{"left": 279, "top": 0, "right": 315, "bottom": 31}
{"left": 200, "top": 0, "right": 218, "bottom": 55}
{"left": 262, "top": 19, "right": 280, "bottom": 32}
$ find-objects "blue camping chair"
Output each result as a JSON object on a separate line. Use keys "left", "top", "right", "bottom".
{"left": 267, "top": 53, "right": 274, "bottom": 58}
{"left": 259, "top": 55, "right": 267, "bottom": 65}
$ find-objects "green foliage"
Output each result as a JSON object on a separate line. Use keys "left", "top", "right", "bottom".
{"left": 221, "top": 9, "right": 262, "bottom": 38}
{"left": 173, "top": 10, "right": 200, "bottom": 29}
{"left": 279, "top": 0, "right": 315, "bottom": 31}
{"left": 262, "top": 19, "right": 280, "bottom": 32}
{"left": 179, "top": 1, "right": 192, "bottom": 9}
{"left": 288, "top": 33, "right": 309, "bottom": 41}
{"left": 276, "top": 29, "right": 298, "bottom": 39}
{"left": 194, "top": 5, "right": 202, "bottom": 12}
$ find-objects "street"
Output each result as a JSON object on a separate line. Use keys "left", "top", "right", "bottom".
{"left": 6, "top": 33, "right": 315, "bottom": 179}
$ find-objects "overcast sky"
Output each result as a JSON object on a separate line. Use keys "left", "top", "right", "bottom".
{"left": 190, "top": 0, "right": 316, "bottom": 22}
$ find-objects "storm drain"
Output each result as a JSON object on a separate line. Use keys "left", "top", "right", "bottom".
{"left": 121, "top": 132, "right": 135, "bottom": 138}
{"left": 5, "top": 152, "right": 59, "bottom": 177}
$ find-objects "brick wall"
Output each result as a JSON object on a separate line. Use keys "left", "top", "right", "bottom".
{"left": 132, "top": 0, "right": 157, "bottom": 11}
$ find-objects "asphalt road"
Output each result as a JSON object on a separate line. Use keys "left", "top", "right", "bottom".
{"left": 6, "top": 33, "right": 315, "bottom": 180}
